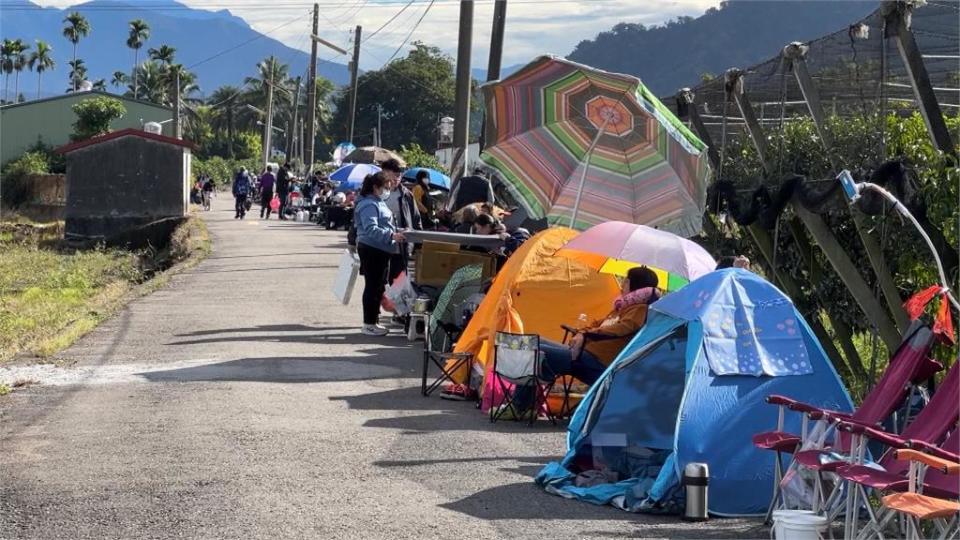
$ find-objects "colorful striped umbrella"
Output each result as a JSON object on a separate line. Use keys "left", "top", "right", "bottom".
{"left": 557, "top": 221, "right": 716, "bottom": 291}
{"left": 480, "top": 56, "right": 711, "bottom": 236}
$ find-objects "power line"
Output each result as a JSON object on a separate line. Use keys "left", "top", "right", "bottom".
{"left": 361, "top": 0, "right": 416, "bottom": 44}
{"left": 186, "top": 10, "right": 309, "bottom": 70}
{"left": 380, "top": 0, "right": 435, "bottom": 66}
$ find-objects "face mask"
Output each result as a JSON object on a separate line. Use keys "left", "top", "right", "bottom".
{"left": 378, "top": 189, "right": 392, "bottom": 201}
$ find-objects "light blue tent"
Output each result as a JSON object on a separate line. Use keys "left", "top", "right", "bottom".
{"left": 536, "top": 268, "right": 853, "bottom": 516}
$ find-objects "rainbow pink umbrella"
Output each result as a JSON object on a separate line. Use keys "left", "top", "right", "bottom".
{"left": 557, "top": 221, "right": 716, "bottom": 290}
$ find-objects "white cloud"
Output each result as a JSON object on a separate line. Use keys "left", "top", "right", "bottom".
{"left": 31, "top": 0, "right": 720, "bottom": 71}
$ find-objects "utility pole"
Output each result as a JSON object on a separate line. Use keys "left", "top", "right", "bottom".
{"left": 451, "top": 0, "right": 473, "bottom": 180}
{"left": 263, "top": 56, "right": 275, "bottom": 171}
{"left": 376, "top": 103, "right": 385, "bottom": 147}
{"left": 479, "top": 0, "right": 507, "bottom": 152}
{"left": 288, "top": 75, "right": 302, "bottom": 164}
{"left": 348, "top": 25, "right": 362, "bottom": 143}
{"left": 305, "top": 3, "right": 319, "bottom": 172}
{"left": 173, "top": 70, "right": 182, "bottom": 139}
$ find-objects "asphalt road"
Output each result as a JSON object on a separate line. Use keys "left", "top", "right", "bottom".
{"left": 0, "top": 197, "right": 767, "bottom": 539}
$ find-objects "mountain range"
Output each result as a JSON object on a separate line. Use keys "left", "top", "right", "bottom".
{"left": 2, "top": 0, "right": 350, "bottom": 98}
{"left": 5, "top": 0, "right": 880, "bottom": 102}
{"left": 568, "top": 0, "right": 877, "bottom": 96}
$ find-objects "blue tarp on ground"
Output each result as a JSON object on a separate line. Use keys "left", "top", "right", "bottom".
{"left": 536, "top": 269, "right": 853, "bottom": 516}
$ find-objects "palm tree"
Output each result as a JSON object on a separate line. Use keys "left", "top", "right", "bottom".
{"left": 148, "top": 44, "right": 175, "bottom": 66}
{"left": 67, "top": 58, "right": 87, "bottom": 91}
{"left": 111, "top": 70, "right": 127, "bottom": 91}
{"left": 164, "top": 63, "right": 198, "bottom": 105}
{"left": 28, "top": 40, "right": 54, "bottom": 99}
{"left": 91, "top": 79, "right": 106, "bottom": 91}
{"left": 6, "top": 39, "right": 29, "bottom": 101}
{"left": 62, "top": 12, "right": 91, "bottom": 92}
{"left": 126, "top": 18, "right": 150, "bottom": 99}
{"left": 1, "top": 39, "right": 13, "bottom": 102}
{"left": 127, "top": 60, "right": 165, "bottom": 103}
{"left": 209, "top": 85, "right": 243, "bottom": 158}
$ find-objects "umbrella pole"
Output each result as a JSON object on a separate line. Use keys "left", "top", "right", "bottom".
{"left": 570, "top": 117, "right": 610, "bottom": 228}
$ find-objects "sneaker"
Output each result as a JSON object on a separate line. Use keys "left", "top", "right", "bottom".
{"left": 361, "top": 324, "right": 389, "bottom": 336}
{"left": 440, "top": 384, "right": 477, "bottom": 401}
{"left": 493, "top": 403, "right": 536, "bottom": 421}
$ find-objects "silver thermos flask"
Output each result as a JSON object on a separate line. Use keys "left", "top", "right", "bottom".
{"left": 682, "top": 462, "right": 709, "bottom": 521}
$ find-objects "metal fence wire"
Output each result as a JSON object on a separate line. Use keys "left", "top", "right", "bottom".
{"left": 664, "top": 1, "right": 959, "bottom": 144}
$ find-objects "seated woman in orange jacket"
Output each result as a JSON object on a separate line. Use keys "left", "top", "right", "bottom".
{"left": 503, "top": 266, "right": 661, "bottom": 418}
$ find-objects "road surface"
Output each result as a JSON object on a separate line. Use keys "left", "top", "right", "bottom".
{"left": 0, "top": 197, "right": 766, "bottom": 539}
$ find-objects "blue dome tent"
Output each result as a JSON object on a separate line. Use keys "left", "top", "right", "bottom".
{"left": 536, "top": 269, "right": 853, "bottom": 516}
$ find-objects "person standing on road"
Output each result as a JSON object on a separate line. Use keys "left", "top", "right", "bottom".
{"left": 276, "top": 162, "right": 291, "bottom": 220}
{"left": 232, "top": 167, "right": 252, "bottom": 219}
{"left": 355, "top": 172, "right": 405, "bottom": 336}
{"left": 259, "top": 166, "right": 277, "bottom": 220}
{"left": 379, "top": 159, "right": 422, "bottom": 284}
{"left": 201, "top": 175, "right": 215, "bottom": 211}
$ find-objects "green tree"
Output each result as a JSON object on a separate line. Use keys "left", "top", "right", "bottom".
{"left": 331, "top": 42, "right": 455, "bottom": 149}
{"left": 209, "top": 85, "right": 243, "bottom": 158}
{"left": 126, "top": 19, "right": 150, "bottom": 99}
{"left": 66, "top": 58, "right": 87, "bottom": 92}
{"left": 71, "top": 96, "right": 126, "bottom": 141}
{"left": 62, "top": 12, "right": 91, "bottom": 92}
{"left": 1, "top": 39, "right": 13, "bottom": 102}
{"left": 27, "top": 40, "right": 54, "bottom": 100}
{"left": 111, "top": 70, "right": 127, "bottom": 90}
{"left": 398, "top": 143, "right": 445, "bottom": 172}
{"left": 91, "top": 78, "right": 106, "bottom": 91}
{"left": 12, "top": 39, "right": 30, "bottom": 99}
{"left": 148, "top": 44, "right": 176, "bottom": 65}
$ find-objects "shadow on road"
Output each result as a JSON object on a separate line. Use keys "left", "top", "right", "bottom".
{"left": 174, "top": 324, "right": 356, "bottom": 337}
{"left": 167, "top": 329, "right": 414, "bottom": 348}
{"left": 137, "top": 350, "right": 416, "bottom": 384}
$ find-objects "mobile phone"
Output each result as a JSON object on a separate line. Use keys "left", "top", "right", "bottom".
{"left": 837, "top": 170, "right": 860, "bottom": 203}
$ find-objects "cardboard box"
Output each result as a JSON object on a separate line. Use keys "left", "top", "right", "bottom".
{"left": 416, "top": 241, "right": 497, "bottom": 287}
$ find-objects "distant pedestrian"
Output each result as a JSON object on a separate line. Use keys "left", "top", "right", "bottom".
{"left": 232, "top": 168, "right": 252, "bottom": 219}
{"left": 201, "top": 175, "right": 215, "bottom": 211}
{"left": 355, "top": 172, "right": 405, "bottom": 336}
{"left": 259, "top": 166, "right": 277, "bottom": 219}
{"left": 276, "top": 162, "right": 291, "bottom": 220}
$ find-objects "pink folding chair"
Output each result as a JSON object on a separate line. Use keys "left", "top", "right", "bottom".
{"left": 754, "top": 324, "right": 940, "bottom": 521}
{"left": 808, "top": 363, "right": 960, "bottom": 538}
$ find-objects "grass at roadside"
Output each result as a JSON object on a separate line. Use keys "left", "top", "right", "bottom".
{"left": 0, "top": 217, "right": 210, "bottom": 363}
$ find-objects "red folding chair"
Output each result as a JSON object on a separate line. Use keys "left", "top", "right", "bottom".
{"left": 754, "top": 324, "right": 940, "bottom": 521}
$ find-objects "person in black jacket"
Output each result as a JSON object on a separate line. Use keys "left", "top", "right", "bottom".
{"left": 276, "top": 162, "right": 292, "bottom": 220}
{"left": 380, "top": 159, "right": 422, "bottom": 283}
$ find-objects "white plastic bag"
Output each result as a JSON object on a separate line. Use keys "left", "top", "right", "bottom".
{"left": 332, "top": 249, "right": 360, "bottom": 305}
{"left": 385, "top": 271, "right": 417, "bottom": 315}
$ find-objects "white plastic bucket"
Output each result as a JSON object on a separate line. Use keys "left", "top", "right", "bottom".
{"left": 772, "top": 510, "right": 828, "bottom": 540}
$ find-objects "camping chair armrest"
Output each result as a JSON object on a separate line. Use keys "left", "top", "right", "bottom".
{"left": 807, "top": 409, "right": 854, "bottom": 422}
{"left": 582, "top": 331, "right": 625, "bottom": 343}
{"left": 766, "top": 395, "right": 822, "bottom": 415}
{"left": 839, "top": 423, "right": 910, "bottom": 449}
{"left": 906, "top": 439, "right": 960, "bottom": 463}
{"left": 560, "top": 324, "right": 579, "bottom": 335}
{"left": 893, "top": 449, "right": 960, "bottom": 475}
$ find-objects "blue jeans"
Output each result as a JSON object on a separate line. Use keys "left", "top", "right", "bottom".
{"left": 511, "top": 338, "right": 607, "bottom": 410}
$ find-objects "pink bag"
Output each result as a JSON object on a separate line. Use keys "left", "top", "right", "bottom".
{"left": 269, "top": 195, "right": 280, "bottom": 211}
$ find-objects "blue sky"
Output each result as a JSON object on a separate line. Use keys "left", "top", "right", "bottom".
{"left": 33, "top": 0, "right": 720, "bottom": 70}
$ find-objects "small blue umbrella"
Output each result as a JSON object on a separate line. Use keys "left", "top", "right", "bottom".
{"left": 402, "top": 167, "right": 451, "bottom": 190}
{"left": 331, "top": 163, "right": 381, "bottom": 191}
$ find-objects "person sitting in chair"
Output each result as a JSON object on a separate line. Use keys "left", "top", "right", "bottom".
{"left": 498, "top": 266, "right": 662, "bottom": 420}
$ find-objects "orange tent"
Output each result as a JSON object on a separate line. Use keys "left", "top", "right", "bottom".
{"left": 449, "top": 227, "right": 621, "bottom": 392}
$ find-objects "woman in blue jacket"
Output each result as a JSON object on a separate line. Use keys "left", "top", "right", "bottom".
{"left": 355, "top": 172, "right": 406, "bottom": 336}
